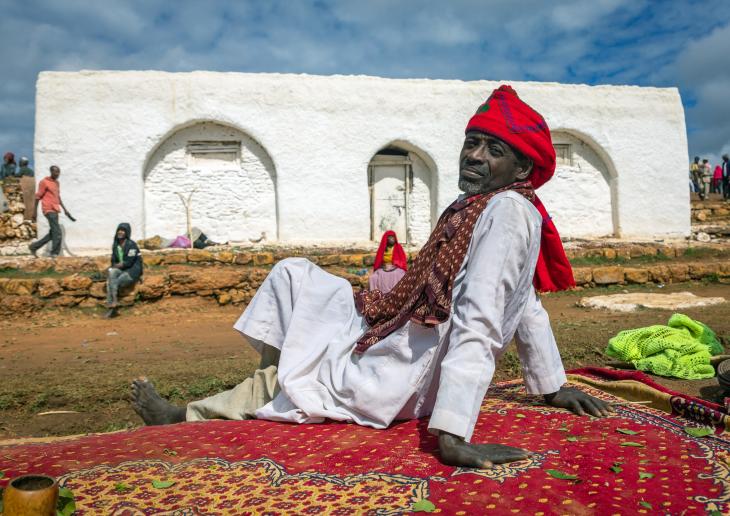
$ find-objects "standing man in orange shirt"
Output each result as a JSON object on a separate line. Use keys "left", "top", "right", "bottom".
{"left": 29, "top": 165, "right": 74, "bottom": 258}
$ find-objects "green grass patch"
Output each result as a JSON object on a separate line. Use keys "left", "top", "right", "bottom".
{"left": 683, "top": 247, "right": 730, "bottom": 259}
{"left": 0, "top": 267, "right": 71, "bottom": 279}
{"left": 569, "top": 253, "right": 672, "bottom": 268}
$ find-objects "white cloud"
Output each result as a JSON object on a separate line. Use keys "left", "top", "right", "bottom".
{"left": 0, "top": 0, "right": 729, "bottom": 165}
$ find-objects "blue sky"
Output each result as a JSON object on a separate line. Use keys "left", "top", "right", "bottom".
{"left": 2, "top": 0, "right": 730, "bottom": 167}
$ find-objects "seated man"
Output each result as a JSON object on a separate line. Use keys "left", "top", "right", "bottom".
{"left": 368, "top": 230, "right": 407, "bottom": 294}
{"left": 131, "top": 86, "right": 612, "bottom": 468}
{"left": 105, "top": 223, "right": 143, "bottom": 318}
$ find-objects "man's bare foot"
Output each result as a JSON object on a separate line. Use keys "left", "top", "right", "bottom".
{"left": 130, "top": 377, "right": 186, "bottom": 425}
{"left": 438, "top": 431, "right": 532, "bottom": 468}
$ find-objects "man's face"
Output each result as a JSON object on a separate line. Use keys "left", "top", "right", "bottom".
{"left": 116, "top": 229, "right": 126, "bottom": 240}
{"left": 386, "top": 235, "right": 396, "bottom": 246}
{"left": 458, "top": 131, "right": 531, "bottom": 195}
{"left": 50, "top": 166, "right": 60, "bottom": 179}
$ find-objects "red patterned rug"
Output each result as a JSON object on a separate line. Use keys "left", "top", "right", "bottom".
{"left": 1, "top": 374, "right": 728, "bottom": 514}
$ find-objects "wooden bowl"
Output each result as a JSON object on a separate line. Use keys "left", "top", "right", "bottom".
{"left": 2, "top": 474, "right": 59, "bottom": 516}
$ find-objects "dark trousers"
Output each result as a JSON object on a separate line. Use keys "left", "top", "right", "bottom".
{"left": 30, "top": 211, "right": 62, "bottom": 256}
{"left": 724, "top": 177, "right": 730, "bottom": 199}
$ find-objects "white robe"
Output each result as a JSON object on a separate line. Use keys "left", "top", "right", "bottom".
{"left": 189, "top": 191, "right": 567, "bottom": 442}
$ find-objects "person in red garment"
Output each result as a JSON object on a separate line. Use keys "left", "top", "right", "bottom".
{"left": 132, "top": 85, "right": 612, "bottom": 469}
{"left": 368, "top": 230, "right": 408, "bottom": 294}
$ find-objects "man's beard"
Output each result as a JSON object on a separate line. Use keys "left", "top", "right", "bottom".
{"left": 458, "top": 177, "right": 487, "bottom": 195}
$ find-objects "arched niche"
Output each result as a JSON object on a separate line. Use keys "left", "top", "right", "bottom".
{"left": 367, "top": 141, "right": 437, "bottom": 245}
{"left": 538, "top": 129, "right": 619, "bottom": 237}
{"left": 143, "top": 121, "right": 277, "bottom": 243}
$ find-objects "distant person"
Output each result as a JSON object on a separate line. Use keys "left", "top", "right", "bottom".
{"left": 723, "top": 154, "right": 730, "bottom": 200}
{"left": 712, "top": 164, "right": 723, "bottom": 195}
{"left": 690, "top": 156, "right": 701, "bottom": 195}
{"left": 105, "top": 223, "right": 143, "bottom": 319}
{"left": 368, "top": 230, "right": 407, "bottom": 294}
{"left": 29, "top": 165, "right": 74, "bottom": 258}
{"left": 701, "top": 158, "right": 712, "bottom": 200}
{"left": 0, "top": 152, "right": 16, "bottom": 180}
{"left": 17, "top": 157, "right": 35, "bottom": 220}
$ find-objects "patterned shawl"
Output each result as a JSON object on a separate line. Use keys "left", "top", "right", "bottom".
{"left": 354, "top": 181, "right": 535, "bottom": 354}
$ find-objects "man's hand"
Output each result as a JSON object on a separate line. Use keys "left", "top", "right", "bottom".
{"left": 439, "top": 431, "right": 532, "bottom": 468}
{"left": 544, "top": 386, "right": 614, "bottom": 417}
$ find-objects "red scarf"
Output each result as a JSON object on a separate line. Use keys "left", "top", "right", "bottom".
{"left": 354, "top": 182, "right": 535, "bottom": 354}
{"left": 373, "top": 230, "right": 408, "bottom": 271}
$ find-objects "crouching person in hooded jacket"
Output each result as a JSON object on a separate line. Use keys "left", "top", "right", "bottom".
{"left": 105, "top": 223, "right": 143, "bottom": 318}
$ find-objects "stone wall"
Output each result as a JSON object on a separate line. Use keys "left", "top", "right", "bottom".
{"left": 691, "top": 199, "right": 730, "bottom": 223}
{"left": 0, "top": 179, "right": 36, "bottom": 243}
{"left": 1, "top": 243, "right": 729, "bottom": 315}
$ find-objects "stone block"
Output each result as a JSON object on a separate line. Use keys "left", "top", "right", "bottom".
{"left": 344, "top": 254, "right": 366, "bottom": 266}
{"left": 0, "top": 295, "right": 42, "bottom": 315}
{"left": 667, "top": 264, "right": 689, "bottom": 282}
{"left": 138, "top": 236, "right": 164, "bottom": 250}
{"left": 197, "top": 289, "right": 214, "bottom": 297}
{"left": 253, "top": 252, "right": 274, "bottom": 266}
{"left": 688, "top": 263, "right": 720, "bottom": 279}
{"left": 217, "top": 292, "right": 231, "bottom": 305}
{"left": 603, "top": 248, "right": 617, "bottom": 260}
{"left": 169, "top": 268, "right": 244, "bottom": 293}
{"left": 628, "top": 245, "right": 648, "bottom": 258}
{"left": 53, "top": 257, "right": 93, "bottom": 273}
{"left": 623, "top": 268, "right": 649, "bottom": 284}
{"left": 61, "top": 274, "right": 93, "bottom": 292}
{"left": 37, "top": 278, "right": 62, "bottom": 298}
{"left": 163, "top": 252, "right": 187, "bottom": 264}
{"left": 0, "top": 278, "right": 37, "bottom": 296}
{"left": 592, "top": 266, "right": 624, "bottom": 285}
{"left": 214, "top": 251, "right": 234, "bottom": 263}
{"left": 230, "top": 289, "right": 248, "bottom": 304}
{"left": 143, "top": 253, "right": 164, "bottom": 267}
{"left": 317, "top": 254, "right": 340, "bottom": 266}
{"left": 137, "top": 275, "right": 166, "bottom": 300}
{"left": 49, "top": 295, "right": 82, "bottom": 307}
{"left": 234, "top": 252, "right": 252, "bottom": 265}
{"left": 714, "top": 208, "right": 730, "bottom": 217}
{"left": 572, "top": 268, "right": 592, "bottom": 285}
{"left": 78, "top": 298, "right": 101, "bottom": 308}
{"left": 648, "top": 265, "right": 671, "bottom": 283}
{"left": 89, "top": 282, "right": 107, "bottom": 298}
{"left": 188, "top": 250, "right": 215, "bottom": 262}
{"left": 65, "top": 289, "right": 91, "bottom": 297}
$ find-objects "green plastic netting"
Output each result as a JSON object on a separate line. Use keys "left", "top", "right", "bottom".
{"left": 605, "top": 313, "right": 723, "bottom": 380}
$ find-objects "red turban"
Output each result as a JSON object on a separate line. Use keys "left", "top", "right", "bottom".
{"left": 373, "top": 230, "right": 408, "bottom": 272}
{"left": 466, "top": 85, "right": 575, "bottom": 292}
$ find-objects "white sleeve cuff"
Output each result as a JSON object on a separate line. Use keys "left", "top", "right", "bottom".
{"left": 427, "top": 408, "right": 476, "bottom": 442}
{"left": 523, "top": 367, "right": 568, "bottom": 395}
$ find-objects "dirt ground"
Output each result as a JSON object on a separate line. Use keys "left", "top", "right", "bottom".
{"left": 1, "top": 281, "right": 729, "bottom": 439}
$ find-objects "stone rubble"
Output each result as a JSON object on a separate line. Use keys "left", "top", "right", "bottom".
{"left": 0, "top": 179, "right": 36, "bottom": 243}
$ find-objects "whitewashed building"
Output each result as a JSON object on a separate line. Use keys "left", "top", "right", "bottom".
{"left": 34, "top": 71, "right": 690, "bottom": 251}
